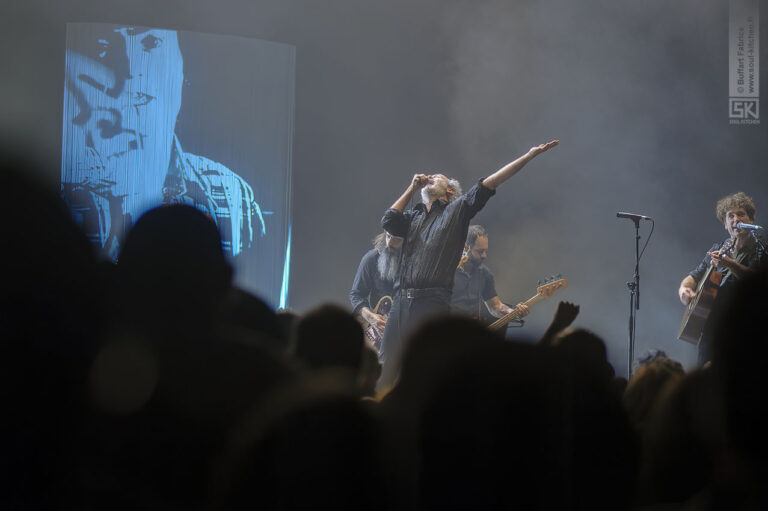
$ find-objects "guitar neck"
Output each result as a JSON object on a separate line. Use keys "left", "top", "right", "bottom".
{"left": 489, "top": 293, "right": 544, "bottom": 331}
{"left": 695, "top": 266, "right": 714, "bottom": 294}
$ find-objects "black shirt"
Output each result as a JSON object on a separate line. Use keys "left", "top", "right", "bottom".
{"left": 349, "top": 248, "right": 395, "bottom": 315}
{"left": 689, "top": 234, "right": 768, "bottom": 287}
{"left": 451, "top": 263, "right": 498, "bottom": 320}
{"left": 382, "top": 180, "right": 495, "bottom": 291}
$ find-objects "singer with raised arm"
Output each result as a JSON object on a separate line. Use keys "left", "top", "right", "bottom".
{"left": 678, "top": 192, "right": 767, "bottom": 365}
{"left": 378, "top": 140, "right": 559, "bottom": 389}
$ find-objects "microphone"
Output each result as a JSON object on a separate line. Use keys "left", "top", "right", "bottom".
{"left": 616, "top": 212, "right": 653, "bottom": 221}
{"left": 736, "top": 222, "right": 763, "bottom": 230}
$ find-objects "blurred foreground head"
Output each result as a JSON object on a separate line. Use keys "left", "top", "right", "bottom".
{"left": 293, "top": 304, "right": 365, "bottom": 376}
{"left": 383, "top": 316, "right": 636, "bottom": 510}
{"left": 1, "top": 156, "right": 102, "bottom": 507}
{"left": 118, "top": 204, "right": 232, "bottom": 328}
{"left": 711, "top": 265, "right": 768, "bottom": 480}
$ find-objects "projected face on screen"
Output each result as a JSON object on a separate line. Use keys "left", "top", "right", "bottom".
{"left": 62, "top": 24, "right": 266, "bottom": 259}
{"left": 64, "top": 27, "right": 182, "bottom": 198}
{"left": 62, "top": 23, "right": 295, "bottom": 307}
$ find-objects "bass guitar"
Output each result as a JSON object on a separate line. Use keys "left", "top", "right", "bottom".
{"left": 363, "top": 295, "right": 392, "bottom": 354}
{"left": 678, "top": 238, "right": 736, "bottom": 344}
{"left": 489, "top": 276, "right": 568, "bottom": 331}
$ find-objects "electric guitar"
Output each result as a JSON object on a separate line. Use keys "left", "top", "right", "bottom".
{"left": 489, "top": 276, "right": 568, "bottom": 331}
{"left": 363, "top": 295, "right": 392, "bottom": 354}
{"left": 678, "top": 238, "right": 736, "bottom": 344}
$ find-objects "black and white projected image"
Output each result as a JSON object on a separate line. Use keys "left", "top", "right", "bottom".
{"left": 61, "top": 23, "right": 295, "bottom": 306}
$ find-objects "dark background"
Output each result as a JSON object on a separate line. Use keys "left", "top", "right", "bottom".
{"left": 2, "top": 0, "right": 766, "bottom": 374}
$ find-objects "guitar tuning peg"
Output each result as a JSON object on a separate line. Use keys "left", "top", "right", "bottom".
{"left": 537, "top": 280, "right": 542, "bottom": 286}
{"left": 555, "top": 273, "right": 562, "bottom": 279}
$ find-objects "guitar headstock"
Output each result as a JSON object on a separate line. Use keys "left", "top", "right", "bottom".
{"left": 536, "top": 274, "right": 568, "bottom": 297}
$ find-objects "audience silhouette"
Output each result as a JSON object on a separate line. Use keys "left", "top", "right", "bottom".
{"left": 3, "top": 157, "right": 767, "bottom": 510}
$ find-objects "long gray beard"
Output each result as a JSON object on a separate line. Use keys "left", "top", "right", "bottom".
{"left": 377, "top": 249, "right": 400, "bottom": 283}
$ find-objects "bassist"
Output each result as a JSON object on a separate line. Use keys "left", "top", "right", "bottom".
{"left": 678, "top": 192, "right": 767, "bottom": 364}
{"left": 451, "top": 225, "right": 529, "bottom": 325}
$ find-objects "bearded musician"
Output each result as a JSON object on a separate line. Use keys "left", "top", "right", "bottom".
{"left": 350, "top": 231, "right": 403, "bottom": 350}
{"left": 678, "top": 192, "right": 767, "bottom": 364}
{"left": 451, "top": 224, "right": 529, "bottom": 325}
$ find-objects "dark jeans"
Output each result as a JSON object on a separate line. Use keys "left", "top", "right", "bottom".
{"left": 378, "top": 288, "right": 451, "bottom": 390}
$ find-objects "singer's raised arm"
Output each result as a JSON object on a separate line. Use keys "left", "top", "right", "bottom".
{"left": 389, "top": 174, "right": 427, "bottom": 212}
{"left": 382, "top": 174, "right": 427, "bottom": 237}
{"left": 481, "top": 140, "right": 559, "bottom": 190}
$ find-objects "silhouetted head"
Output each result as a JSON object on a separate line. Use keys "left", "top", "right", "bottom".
{"left": 217, "top": 376, "right": 387, "bottom": 510}
{"left": 553, "top": 327, "right": 616, "bottom": 387}
{"left": 118, "top": 204, "right": 232, "bottom": 325}
{"left": 224, "top": 287, "right": 287, "bottom": 351}
{"left": 710, "top": 265, "right": 768, "bottom": 485}
{"left": 1, "top": 156, "right": 103, "bottom": 506}
{"left": 415, "top": 339, "right": 570, "bottom": 510}
{"left": 293, "top": 304, "right": 365, "bottom": 374}
{"left": 397, "top": 315, "right": 499, "bottom": 391}
{"left": 623, "top": 352, "right": 685, "bottom": 434}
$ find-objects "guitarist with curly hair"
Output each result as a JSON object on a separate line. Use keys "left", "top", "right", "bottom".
{"left": 678, "top": 192, "right": 767, "bottom": 364}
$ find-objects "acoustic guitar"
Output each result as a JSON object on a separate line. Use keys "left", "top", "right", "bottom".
{"left": 489, "top": 276, "right": 568, "bottom": 331}
{"left": 678, "top": 238, "right": 735, "bottom": 344}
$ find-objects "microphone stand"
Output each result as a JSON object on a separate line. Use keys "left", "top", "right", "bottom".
{"left": 750, "top": 229, "right": 767, "bottom": 254}
{"left": 626, "top": 218, "right": 641, "bottom": 379}
{"left": 617, "top": 212, "right": 653, "bottom": 378}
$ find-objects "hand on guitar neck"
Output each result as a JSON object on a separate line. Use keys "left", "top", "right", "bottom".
{"left": 491, "top": 297, "right": 529, "bottom": 319}
{"left": 488, "top": 276, "right": 568, "bottom": 331}
{"left": 511, "top": 302, "right": 530, "bottom": 317}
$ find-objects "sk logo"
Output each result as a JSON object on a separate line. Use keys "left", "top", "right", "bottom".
{"left": 729, "top": 98, "right": 759, "bottom": 120}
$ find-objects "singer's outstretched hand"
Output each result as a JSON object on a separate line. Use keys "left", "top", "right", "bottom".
{"left": 482, "top": 140, "right": 559, "bottom": 190}
{"left": 529, "top": 140, "right": 559, "bottom": 157}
